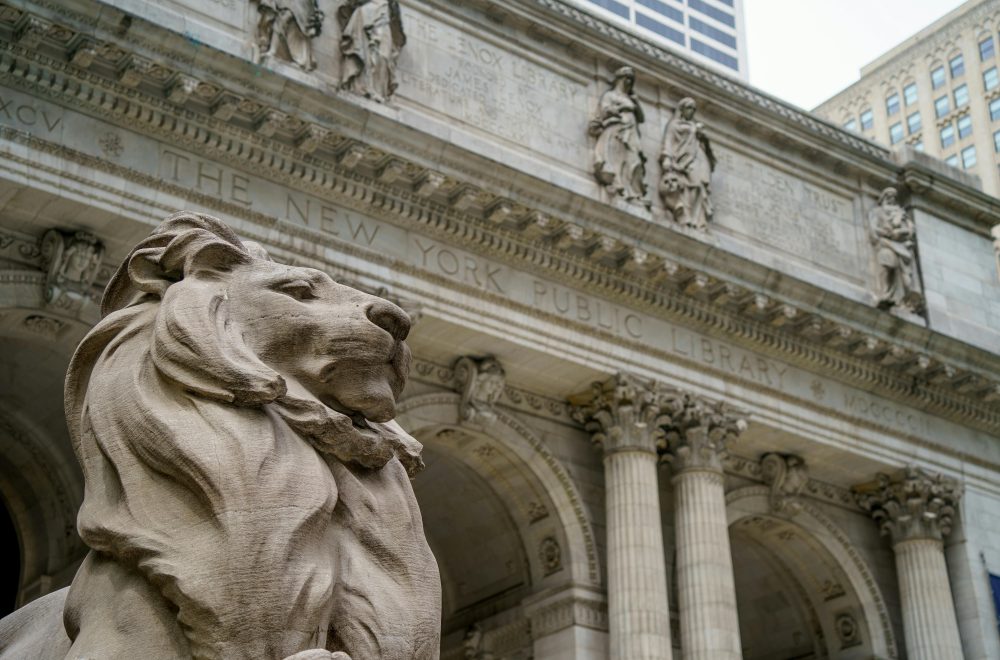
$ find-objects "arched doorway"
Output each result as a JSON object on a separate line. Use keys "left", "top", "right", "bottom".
{"left": 397, "top": 392, "right": 603, "bottom": 658}
{"left": 727, "top": 486, "right": 898, "bottom": 660}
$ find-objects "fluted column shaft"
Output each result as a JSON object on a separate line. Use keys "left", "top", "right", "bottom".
{"left": 894, "top": 538, "right": 963, "bottom": 660}
{"left": 856, "top": 466, "right": 964, "bottom": 660}
{"left": 673, "top": 467, "right": 741, "bottom": 659}
{"left": 572, "top": 373, "right": 674, "bottom": 660}
{"left": 604, "top": 447, "right": 672, "bottom": 659}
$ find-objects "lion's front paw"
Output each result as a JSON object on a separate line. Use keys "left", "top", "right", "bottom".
{"left": 282, "top": 651, "right": 351, "bottom": 660}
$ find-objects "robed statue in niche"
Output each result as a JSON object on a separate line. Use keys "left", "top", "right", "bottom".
{"left": 659, "top": 97, "right": 715, "bottom": 229}
{"left": 339, "top": 0, "right": 406, "bottom": 102}
{"left": 870, "top": 186, "right": 924, "bottom": 313}
{"left": 589, "top": 66, "right": 648, "bottom": 205}
{"left": 254, "top": 0, "right": 325, "bottom": 71}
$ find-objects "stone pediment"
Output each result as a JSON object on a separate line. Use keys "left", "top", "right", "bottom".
{"left": 0, "top": 1, "right": 999, "bottom": 441}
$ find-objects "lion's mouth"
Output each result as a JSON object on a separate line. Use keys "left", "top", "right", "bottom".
{"left": 350, "top": 411, "right": 373, "bottom": 432}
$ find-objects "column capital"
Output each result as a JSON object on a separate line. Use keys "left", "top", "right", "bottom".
{"left": 570, "top": 372, "right": 674, "bottom": 455}
{"left": 854, "top": 466, "right": 963, "bottom": 544}
{"left": 660, "top": 392, "right": 748, "bottom": 474}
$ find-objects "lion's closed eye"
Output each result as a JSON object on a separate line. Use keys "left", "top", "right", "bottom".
{"left": 273, "top": 279, "right": 317, "bottom": 301}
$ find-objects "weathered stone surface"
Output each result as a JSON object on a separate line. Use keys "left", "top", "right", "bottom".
{"left": 0, "top": 212, "right": 441, "bottom": 659}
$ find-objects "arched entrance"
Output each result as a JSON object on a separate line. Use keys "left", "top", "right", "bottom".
{"left": 396, "top": 392, "right": 602, "bottom": 658}
{"left": 727, "top": 486, "right": 898, "bottom": 660}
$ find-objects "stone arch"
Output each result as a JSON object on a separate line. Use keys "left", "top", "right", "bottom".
{"left": 396, "top": 391, "right": 601, "bottom": 593}
{"left": 726, "top": 486, "right": 898, "bottom": 659}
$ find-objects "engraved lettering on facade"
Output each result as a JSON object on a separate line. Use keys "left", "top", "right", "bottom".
{"left": 160, "top": 149, "right": 252, "bottom": 207}
{"left": 414, "top": 237, "right": 505, "bottom": 294}
{"left": 531, "top": 280, "right": 643, "bottom": 339}
{"left": 0, "top": 95, "right": 62, "bottom": 132}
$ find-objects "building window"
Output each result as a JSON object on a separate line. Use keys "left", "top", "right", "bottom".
{"left": 688, "top": 15, "right": 737, "bottom": 49}
{"left": 961, "top": 144, "right": 977, "bottom": 168}
{"left": 843, "top": 118, "right": 858, "bottom": 132}
{"left": 954, "top": 83, "right": 969, "bottom": 107}
{"left": 935, "top": 95, "right": 950, "bottom": 118}
{"left": 860, "top": 108, "right": 874, "bottom": 130}
{"left": 903, "top": 82, "right": 918, "bottom": 106}
{"left": 981, "top": 36, "right": 996, "bottom": 61}
{"left": 994, "top": 129, "right": 1000, "bottom": 152}
{"left": 940, "top": 122, "right": 955, "bottom": 148}
{"left": 637, "top": 0, "right": 683, "bottom": 23}
{"left": 914, "top": 140, "right": 924, "bottom": 152}
{"left": 950, "top": 53, "right": 965, "bottom": 77}
{"left": 636, "top": 12, "right": 685, "bottom": 44}
{"left": 907, "top": 111, "right": 921, "bottom": 134}
{"left": 890, "top": 122, "right": 904, "bottom": 144}
{"left": 585, "top": 0, "right": 630, "bottom": 18}
{"left": 886, "top": 93, "right": 900, "bottom": 116}
{"left": 690, "top": 38, "right": 738, "bottom": 70}
{"left": 992, "top": 97, "right": 1000, "bottom": 121}
{"left": 932, "top": 65, "right": 946, "bottom": 89}
{"left": 687, "top": 0, "right": 735, "bottom": 28}
{"left": 945, "top": 154, "right": 959, "bottom": 167}
{"left": 985, "top": 67, "right": 1000, "bottom": 91}
{"left": 958, "top": 114, "right": 973, "bottom": 138}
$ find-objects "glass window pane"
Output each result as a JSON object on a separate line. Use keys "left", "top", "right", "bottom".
{"left": 688, "top": 15, "right": 736, "bottom": 49}
{"left": 985, "top": 67, "right": 1000, "bottom": 91}
{"left": 935, "top": 95, "right": 950, "bottom": 118}
{"left": 886, "top": 93, "right": 900, "bottom": 116}
{"left": 958, "top": 115, "right": 973, "bottom": 138}
{"left": 954, "top": 84, "right": 969, "bottom": 107}
{"left": 890, "top": 122, "right": 904, "bottom": 144}
{"left": 914, "top": 140, "right": 924, "bottom": 152}
{"left": 945, "top": 154, "right": 959, "bottom": 167}
{"left": 844, "top": 118, "right": 858, "bottom": 132}
{"left": 950, "top": 53, "right": 965, "bottom": 77}
{"left": 637, "top": 0, "right": 683, "bottom": 23}
{"left": 932, "top": 66, "right": 946, "bottom": 89}
{"left": 904, "top": 83, "right": 918, "bottom": 106}
{"left": 687, "top": 0, "right": 735, "bottom": 27}
{"left": 585, "top": 0, "right": 630, "bottom": 18}
{"left": 962, "top": 145, "right": 977, "bottom": 168}
{"left": 981, "top": 36, "right": 995, "bottom": 61}
{"left": 994, "top": 130, "right": 1000, "bottom": 152}
{"left": 992, "top": 97, "right": 1000, "bottom": 121}
{"left": 907, "top": 111, "right": 921, "bottom": 134}
{"left": 860, "top": 109, "right": 874, "bottom": 130}
{"left": 940, "top": 123, "right": 955, "bottom": 148}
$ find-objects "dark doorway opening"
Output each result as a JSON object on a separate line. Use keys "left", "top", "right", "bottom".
{"left": 0, "top": 497, "right": 18, "bottom": 617}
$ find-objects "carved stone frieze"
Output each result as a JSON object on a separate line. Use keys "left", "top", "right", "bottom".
{"left": 760, "top": 453, "right": 809, "bottom": 515}
{"left": 992, "top": 224, "right": 1000, "bottom": 282}
{"left": 659, "top": 97, "right": 715, "bottom": 230}
{"left": 338, "top": 0, "right": 406, "bottom": 102}
{"left": 869, "top": 187, "right": 924, "bottom": 314}
{"left": 524, "top": 589, "right": 609, "bottom": 639}
{"left": 659, "top": 391, "right": 748, "bottom": 474}
{"left": 589, "top": 66, "right": 647, "bottom": 206}
{"left": 539, "top": 536, "right": 562, "bottom": 576}
{"left": 570, "top": 372, "right": 674, "bottom": 455}
{"left": 453, "top": 355, "right": 506, "bottom": 424}
{"left": 253, "top": 0, "right": 324, "bottom": 72}
{"left": 854, "top": 466, "right": 962, "bottom": 544}
{"left": 0, "top": 5, "right": 999, "bottom": 441}
{"left": 39, "top": 228, "right": 103, "bottom": 312}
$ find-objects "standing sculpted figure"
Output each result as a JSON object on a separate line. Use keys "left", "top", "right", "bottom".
{"left": 870, "top": 187, "right": 923, "bottom": 312}
{"left": 254, "top": 0, "right": 325, "bottom": 71}
{"left": 0, "top": 212, "right": 441, "bottom": 660}
{"left": 589, "top": 66, "right": 648, "bottom": 205}
{"left": 339, "top": 0, "right": 406, "bottom": 102}
{"left": 659, "top": 97, "right": 716, "bottom": 229}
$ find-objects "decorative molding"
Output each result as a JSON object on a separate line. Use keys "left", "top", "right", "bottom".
{"left": 570, "top": 372, "right": 674, "bottom": 456}
{"left": 453, "top": 355, "right": 506, "bottom": 424}
{"left": 0, "top": 5, "right": 998, "bottom": 440}
{"left": 659, "top": 390, "right": 748, "bottom": 474}
{"left": 854, "top": 466, "right": 963, "bottom": 544}
{"left": 760, "top": 453, "right": 809, "bottom": 515}
{"left": 524, "top": 589, "right": 609, "bottom": 639}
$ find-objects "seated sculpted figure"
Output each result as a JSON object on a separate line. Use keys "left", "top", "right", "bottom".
{"left": 0, "top": 212, "right": 441, "bottom": 659}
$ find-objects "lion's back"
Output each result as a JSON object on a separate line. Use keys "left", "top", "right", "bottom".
{"left": 0, "top": 588, "right": 70, "bottom": 660}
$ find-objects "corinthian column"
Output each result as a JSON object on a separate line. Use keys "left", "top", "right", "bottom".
{"left": 572, "top": 373, "right": 674, "bottom": 660}
{"left": 856, "top": 467, "right": 964, "bottom": 660}
{"left": 661, "top": 393, "right": 748, "bottom": 660}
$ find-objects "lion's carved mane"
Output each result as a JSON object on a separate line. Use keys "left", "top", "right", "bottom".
{"left": 46, "top": 212, "right": 441, "bottom": 659}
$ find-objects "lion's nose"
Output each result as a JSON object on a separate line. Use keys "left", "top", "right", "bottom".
{"left": 366, "top": 299, "right": 411, "bottom": 341}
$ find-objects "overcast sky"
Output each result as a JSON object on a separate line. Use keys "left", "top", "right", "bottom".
{"left": 746, "top": 0, "right": 969, "bottom": 110}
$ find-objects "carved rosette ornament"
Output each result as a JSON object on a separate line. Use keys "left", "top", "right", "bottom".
{"left": 869, "top": 187, "right": 924, "bottom": 314}
{"left": 453, "top": 355, "right": 506, "bottom": 424}
{"left": 588, "top": 66, "right": 648, "bottom": 206}
{"left": 39, "top": 228, "right": 104, "bottom": 311}
{"left": 339, "top": 0, "right": 406, "bottom": 103}
{"left": 659, "top": 97, "right": 716, "bottom": 229}
{"left": 659, "top": 392, "right": 748, "bottom": 474}
{"left": 253, "top": 0, "right": 324, "bottom": 71}
{"left": 854, "top": 466, "right": 961, "bottom": 544}
{"left": 760, "top": 453, "right": 809, "bottom": 515}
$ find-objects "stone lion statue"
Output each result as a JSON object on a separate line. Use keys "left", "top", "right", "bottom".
{"left": 0, "top": 212, "right": 441, "bottom": 659}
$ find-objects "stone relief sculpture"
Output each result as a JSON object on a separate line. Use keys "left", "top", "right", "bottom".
{"left": 254, "top": 0, "right": 325, "bottom": 71}
{"left": 760, "top": 453, "right": 809, "bottom": 515}
{"left": 869, "top": 187, "right": 924, "bottom": 313}
{"left": 39, "top": 228, "right": 104, "bottom": 307}
{"left": 589, "top": 66, "right": 648, "bottom": 205}
{"left": 339, "top": 0, "right": 406, "bottom": 102}
{"left": 991, "top": 224, "right": 1000, "bottom": 281}
{"left": 659, "top": 97, "right": 716, "bottom": 229}
{"left": 0, "top": 212, "right": 441, "bottom": 660}
{"left": 453, "top": 355, "right": 506, "bottom": 424}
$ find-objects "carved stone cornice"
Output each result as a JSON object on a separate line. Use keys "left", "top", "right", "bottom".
{"left": 522, "top": 586, "right": 608, "bottom": 638}
{"left": 570, "top": 372, "right": 674, "bottom": 456}
{"left": 0, "top": 3, "right": 999, "bottom": 441}
{"left": 760, "top": 453, "right": 809, "bottom": 515}
{"left": 659, "top": 391, "right": 748, "bottom": 474}
{"left": 854, "top": 466, "right": 963, "bottom": 545}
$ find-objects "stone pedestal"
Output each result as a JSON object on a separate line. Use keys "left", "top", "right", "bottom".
{"left": 856, "top": 467, "right": 964, "bottom": 660}
{"left": 573, "top": 373, "right": 674, "bottom": 660}
{"left": 661, "top": 394, "right": 747, "bottom": 660}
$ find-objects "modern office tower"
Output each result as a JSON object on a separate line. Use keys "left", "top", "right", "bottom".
{"left": 816, "top": 0, "right": 1000, "bottom": 196}
{"left": 569, "top": 0, "right": 748, "bottom": 80}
